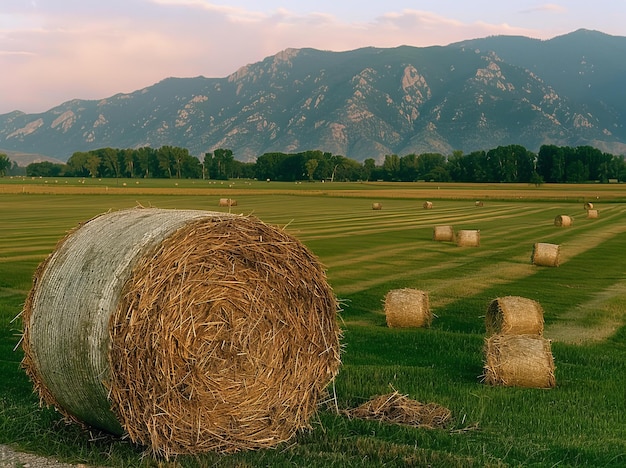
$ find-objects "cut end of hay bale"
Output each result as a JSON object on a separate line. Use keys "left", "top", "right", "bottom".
{"left": 384, "top": 288, "right": 431, "bottom": 328}
{"left": 21, "top": 208, "right": 342, "bottom": 458}
{"left": 343, "top": 391, "right": 451, "bottom": 429}
{"left": 456, "top": 229, "right": 480, "bottom": 247}
{"left": 372, "top": 202, "right": 383, "bottom": 210}
{"left": 482, "top": 334, "right": 556, "bottom": 389}
{"left": 486, "top": 296, "right": 544, "bottom": 336}
{"left": 584, "top": 202, "right": 594, "bottom": 210}
{"left": 554, "top": 215, "right": 572, "bottom": 227}
{"left": 531, "top": 242, "right": 560, "bottom": 267}
{"left": 433, "top": 225, "right": 455, "bottom": 242}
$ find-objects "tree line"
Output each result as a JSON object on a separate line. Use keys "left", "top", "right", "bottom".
{"left": 9, "top": 143, "right": 626, "bottom": 183}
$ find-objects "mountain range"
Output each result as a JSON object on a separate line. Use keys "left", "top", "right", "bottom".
{"left": 2, "top": 28, "right": 625, "bottom": 165}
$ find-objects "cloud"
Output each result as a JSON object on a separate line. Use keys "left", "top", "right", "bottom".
{"left": 519, "top": 4, "right": 568, "bottom": 14}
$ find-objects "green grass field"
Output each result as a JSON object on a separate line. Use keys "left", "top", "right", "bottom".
{"left": 1, "top": 179, "right": 626, "bottom": 467}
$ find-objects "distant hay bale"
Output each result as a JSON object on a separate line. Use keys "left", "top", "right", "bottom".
{"left": 483, "top": 334, "right": 556, "bottom": 389}
{"left": 584, "top": 202, "right": 594, "bottom": 210}
{"left": 344, "top": 391, "right": 451, "bottom": 429}
{"left": 554, "top": 215, "right": 572, "bottom": 227}
{"left": 587, "top": 209, "right": 599, "bottom": 219}
{"left": 218, "top": 198, "right": 237, "bottom": 207}
{"left": 21, "top": 208, "right": 342, "bottom": 458}
{"left": 531, "top": 242, "right": 560, "bottom": 267}
{"left": 456, "top": 230, "right": 480, "bottom": 247}
{"left": 433, "top": 225, "right": 455, "bottom": 242}
{"left": 475, "top": 201, "right": 484, "bottom": 207}
{"left": 485, "top": 296, "right": 544, "bottom": 336}
{"left": 384, "top": 288, "right": 432, "bottom": 328}
{"left": 372, "top": 202, "right": 383, "bottom": 210}
{"left": 423, "top": 201, "right": 433, "bottom": 209}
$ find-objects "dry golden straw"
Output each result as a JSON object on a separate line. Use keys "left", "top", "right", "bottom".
{"left": 423, "top": 201, "right": 433, "bottom": 209}
{"left": 218, "top": 198, "right": 237, "bottom": 207}
{"left": 531, "top": 242, "right": 560, "bottom": 267}
{"left": 482, "top": 334, "right": 556, "bottom": 388}
{"left": 485, "top": 296, "right": 544, "bottom": 336}
{"left": 456, "top": 229, "right": 480, "bottom": 247}
{"left": 475, "top": 201, "right": 484, "bottom": 207}
{"left": 21, "top": 208, "right": 342, "bottom": 458}
{"left": 433, "top": 225, "right": 455, "bottom": 242}
{"left": 384, "top": 288, "right": 432, "bottom": 328}
{"left": 584, "top": 202, "right": 594, "bottom": 210}
{"left": 344, "top": 391, "right": 451, "bottom": 428}
{"left": 587, "top": 209, "right": 599, "bottom": 219}
{"left": 554, "top": 215, "right": 572, "bottom": 227}
{"left": 372, "top": 202, "right": 383, "bottom": 210}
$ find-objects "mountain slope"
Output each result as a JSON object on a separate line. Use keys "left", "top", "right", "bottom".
{"left": 1, "top": 29, "right": 625, "bottom": 163}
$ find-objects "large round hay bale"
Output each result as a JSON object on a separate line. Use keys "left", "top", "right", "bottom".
{"left": 384, "top": 288, "right": 432, "bottom": 328}
{"left": 423, "top": 201, "right": 433, "bottom": 209}
{"left": 475, "top": 201, "right": 484, "bottom": 207}
{"left": 372, "top": 202, "right": 383, "bottom": 210}
{"left": 583, "top": 202, "right": 593, "bottom": 210}
{"left": 485, "top": 296, "right": 544, "bottom": 336}
{"left": 586, "top": 209, "right": 599, "bottom": 219}
{"left": 482, "top": 334, "right": 556, "bottom": 388}
{"left": 218, "top": 198, "right": 237, "bottom": 207}
{"left": 554, "top": 215, "right": 572, "bottom": 227}
{"left": 531, "top": 242, "right": 560, "bottom": 267}
{"left": 432, "top": 225, "right": 455, "bottom": 242}
{"left": 456, "top": 229, "right": 480, "bottom": 247}
{"left": 21, "top": 208, "right": 341, "bottom": 458}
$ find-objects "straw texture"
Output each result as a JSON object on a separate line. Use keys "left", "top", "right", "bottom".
{"left": 372, "top": 202, "right": 383, "bottom": 210}
{"left": 423, "top": 201, "right": 433, "bottom": 209}
{"left": 218, "top": 198, "right": 237, "bottom": 207}
{"left": 485, "top": 296, "right": 544, "bottom": 336}
{"left": 586, "top": 209, "right": 599, "bottom": 219}
{"left": 554, "top": 215, "right": 572, "bottom": 227}
{"left": 531, "top": 242, "right": 560, "bottom": 267}
{"left": 483, "top": 334, "right": 556, "bottom": 388}
{"left": 433, "top": 225, "right": 455, "bottom": 242}
{"left": 384, "top": 289, "right": 431, "bottom": 328}
{"left": 21, "top": 208, "right": 341, "bottom": 458}
{"left": 456, "top": 230, "right": 480, "bottom": 247}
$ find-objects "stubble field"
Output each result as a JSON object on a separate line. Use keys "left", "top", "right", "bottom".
{"left": 1, "top": 178, "right": 626, "bottom": 466}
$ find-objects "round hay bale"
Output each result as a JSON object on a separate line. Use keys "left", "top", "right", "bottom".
{"left": 554, "top": 215, "right": 572, "bottom": 227}
{"left": 423, "top": 201, "right": 433, "bottom": 209}
{"left": 456, "top": 229, "right": 480, "bottom": 247}
{"left": 372, "top": 202, "right": 383, "bottom": 210}
{"left": 485, "top": 296, "right": 544, "bottom": 336}
{"left": 21, "top": 208, "right": 341, "bottom": 458}
{"left": 384, "top": 288, "right": 431, "bottom": 328}
{"left": 531, "top": 242, "right": 560, "bottom": 267}
{"left": 218, "top": 198, "right": 237, "bottom": 207}
{"left": 475, "top": 201, "right": 484, "bottom": 207}
{"left": 586, "top": 209, "right": 599, "bottom": 219}
{"left": 433, "top": 225, "right": 455, "bottom": 242}
{"left": 584, "top": 202, "right": 593, "bottom": 210}
{"left": 482, "top": 334, "right": 556, "bottom": 388}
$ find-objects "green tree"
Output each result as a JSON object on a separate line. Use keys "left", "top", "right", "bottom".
{"left": 305, "top": 158, "right": 319, "bottom": 181}
{"left": 361, "top": 158, "right": 376, "bottom": 181}
{"left": 0, "top": 153, "right": 10, "bottom": 176}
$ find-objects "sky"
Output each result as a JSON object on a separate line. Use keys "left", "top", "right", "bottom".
{"left": 1, "top": 1, "right": 624, "bottom": 115}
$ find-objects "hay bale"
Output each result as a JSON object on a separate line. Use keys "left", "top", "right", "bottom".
{"left": 21, "top": 208, "right": 341, "bottom": 458}
{"left": 456, "top": 229, "right": 480, "bottom": 247}
{"left": 423, "top": 201, "right": 433, "bottom": 209}
{"left": 485, "top": 296, "right": 544, "bottom": 336}
{"left": 218, "top": 198, "right": 237, "bottom": 207}
{"left": 587, "top": 209, "right": 599, "bottom": 219}
{"left": 554, "top": 215, "right": 572, "bottom": 227}
{"left": 372, "top": 202, "right": 383, "bottom": 210}
{"left": 483, "top": 334, "right": 556, "bottom": 388}
{"left": 531, "top": 242, "right": 560, "bottom": 267}
{"left": 344, "top": 391, "right": 451, "bottom": 429}
{"left": 584, "top": 202, "right": 593, "bottom": 210}
{"left": 475, "top": 201, "right": 484, "bottom": 207}
{"left": 433, "top": 225, "right": 455, "bottom": 242}
{"left": 384, "top": 288, "right": 431, "bottom": 328}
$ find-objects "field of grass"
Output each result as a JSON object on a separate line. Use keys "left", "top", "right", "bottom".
{"left": 1, "top": 179, "right": 626, "bottom": 466}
